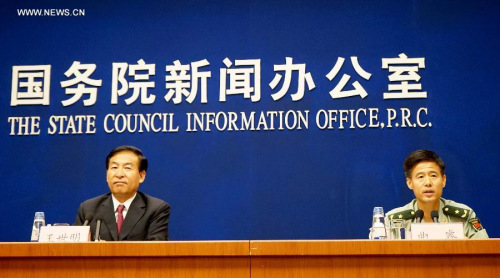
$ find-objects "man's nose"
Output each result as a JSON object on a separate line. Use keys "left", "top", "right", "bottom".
{"left": 115, "top": 168, "right": 124, "bottom": 177}
{"left": 423, "top": 176, "right": 431, "bottom": 186}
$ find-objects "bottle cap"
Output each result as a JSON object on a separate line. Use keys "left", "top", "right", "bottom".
{"left": 373, "top": 207, "right": 384, "bottom": 216}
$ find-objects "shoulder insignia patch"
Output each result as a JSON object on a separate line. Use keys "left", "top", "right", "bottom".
{"left": 388, "top": 209, "right": 415, "bottom": 220}
{"left": 442, "top": 205, "right": 469, "bottom": 219}
{"left": 468, "top": 218, "right": 484, "bottom": 232}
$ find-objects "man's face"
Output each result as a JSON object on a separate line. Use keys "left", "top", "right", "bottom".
{"left": 106, "top": 150, "right": 146, "bottom": 202}
{"left": 406, "top": 161, "right": 446, "bottom": 205}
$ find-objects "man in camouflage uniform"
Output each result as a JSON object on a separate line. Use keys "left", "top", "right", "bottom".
{"left": 385, "top": 150, "right": 488, "bottom": 239}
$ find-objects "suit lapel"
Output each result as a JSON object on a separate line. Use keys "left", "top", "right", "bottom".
{"left": 99, "top": 196, "right": 118, "bottom": 241}
{"left": 119, "top": 193, "right": 146, "bottom": 240}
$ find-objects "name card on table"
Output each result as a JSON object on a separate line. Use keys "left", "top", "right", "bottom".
{"left": 411, "top": 223, "right": 464, "bottom": 240}
{"left": 39, "top": 226, "right": 91, "bottom": 242}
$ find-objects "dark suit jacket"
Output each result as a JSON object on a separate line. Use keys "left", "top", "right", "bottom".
{"left": 74, "top": 192, "right": 170, "bottom": 241}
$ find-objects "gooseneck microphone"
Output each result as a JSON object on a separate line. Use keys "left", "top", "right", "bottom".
{"left": 431, "top": 210, "right": 439, "bottom": 223}
{"left": 94, "top": 213, "right": 103, "bottom": 241}
{"left": 83, "top": 213, "right": 94, "bottom": 226}
{"left": 415, "top": 209, "right": 424, "bottom": 223}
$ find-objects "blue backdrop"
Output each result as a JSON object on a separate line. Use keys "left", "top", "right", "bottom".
{"left": 1, "top": 0, "right": 499, "bottom": 241}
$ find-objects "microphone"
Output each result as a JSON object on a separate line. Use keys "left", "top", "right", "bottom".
{"left": 431, "top": 210, "right": 439, "bottom": 223}
{"left": 83, "top": 213, "right": 94, "bottom": 226}
{"left": 94, "top": 213, "right": 103, "bottom": 241}
{"left": 415, "top": 209, "right": 424, "bottom": 223}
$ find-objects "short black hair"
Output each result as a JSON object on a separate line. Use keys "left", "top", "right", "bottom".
{"left": 105, "top": 145, "right": 148, "bottom": 172}
{"left": 403, "top": 150, "right": 445, "bottom": 178}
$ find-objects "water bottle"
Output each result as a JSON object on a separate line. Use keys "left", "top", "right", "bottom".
{"left": 30, "top": 212, "right": 45, "bottom": 242}
{"left": 369, "top": 207, "right": 387, "bottom": 240}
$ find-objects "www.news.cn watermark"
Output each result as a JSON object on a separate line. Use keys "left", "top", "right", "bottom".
{"left": 17, "top": 9, "right": 86, "bottom": 17}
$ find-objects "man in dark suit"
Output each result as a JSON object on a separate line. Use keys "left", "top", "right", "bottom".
{"left": 74, "top": 146, "right": 170, "bottom": 241}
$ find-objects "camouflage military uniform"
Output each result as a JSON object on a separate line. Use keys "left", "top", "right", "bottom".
{"left": 385, "top": 198, "right": 488, "bottom": 239}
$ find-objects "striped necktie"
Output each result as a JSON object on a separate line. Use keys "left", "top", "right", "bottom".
{"left": 117, "top": 204, "right": 125, "bottom": 236}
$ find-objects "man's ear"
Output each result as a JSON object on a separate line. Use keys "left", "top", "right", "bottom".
{"left": 139, "top": 171, "right": 146, "bottom": 183}
{"left": 406, "top": 177, "right": 413, "bottom": 190}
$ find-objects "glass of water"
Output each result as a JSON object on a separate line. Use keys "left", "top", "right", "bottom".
{"left": 389, "top": 219, "right": 407, "bottom": 239}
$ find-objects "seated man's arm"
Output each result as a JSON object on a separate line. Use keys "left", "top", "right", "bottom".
{"left": 145, "top": 201, "right": 170, "bottom": 241}
{"left": 74, "top": 203, "right": 85, "bottom": 226}
{"left": 465, "top": 210, "right": 489, "bottom": 239}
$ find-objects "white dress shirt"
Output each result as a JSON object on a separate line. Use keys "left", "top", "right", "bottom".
{"left": 111, "top": 193, "right": 137, "bottom": 221}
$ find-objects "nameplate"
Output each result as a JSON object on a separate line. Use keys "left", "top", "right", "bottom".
{"left": 411, "top": 223, "right": 464, "bottom": 240}
{"left": 39, "top": 226, "right": 91, "bottom": 242}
